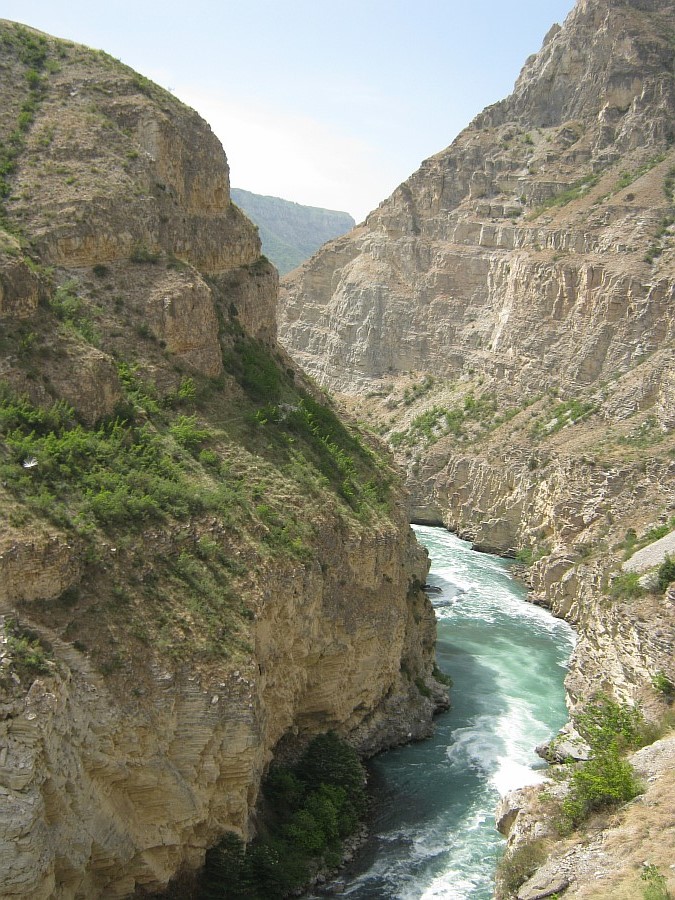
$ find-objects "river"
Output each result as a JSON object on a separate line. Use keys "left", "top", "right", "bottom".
{"left": 329, "top": 525, "right": 575, "bottom": 899}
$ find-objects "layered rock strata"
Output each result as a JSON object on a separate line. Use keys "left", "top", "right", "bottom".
{"left": 0, "top": 518, "right": 442, "bottom": 900}
{"left": 278, "top": 0, "right": 675, "bottom": 894}
{"left": 279, "top": 0, "right": 675, "bottom": 699}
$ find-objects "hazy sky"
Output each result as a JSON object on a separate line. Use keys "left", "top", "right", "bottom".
{"left": 3, "top": 1, "right": 575, "bottom": 221}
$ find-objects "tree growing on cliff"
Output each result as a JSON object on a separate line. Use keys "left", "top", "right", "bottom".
{"left": 200, "top": 733, "right": 367, "bottom": 898}
{"left": 558, "top": 694, "right": 646, "bottom": 831}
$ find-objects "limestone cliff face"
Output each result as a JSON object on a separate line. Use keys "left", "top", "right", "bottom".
{"left": 0, "top": 518, "right": 441, "bottom": 900}
{"left": 279, "top": 0, "right": 675, "bottom": 893}
{"left": 278, "top": 0, "right": 675, "bottom": 704}
{"left": 0, "top": 21, "right": 446, "bottom": 898}
{"left": 280, "top": 0, "right": 675, "bottom": 395}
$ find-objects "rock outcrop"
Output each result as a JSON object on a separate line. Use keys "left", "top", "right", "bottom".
{"left": 281, "top": 0, "right": 675, "bottom": 395}
{"left": 0, "top": 21, "right": 447, "bottom": 898}
{"left": 497, "top": 736, "right": 675, "bottom": 900}
{"left": 0, "top": 518, "right": 442, "bottom": 900}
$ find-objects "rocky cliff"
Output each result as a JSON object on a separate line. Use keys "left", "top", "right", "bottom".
{"left": 279, "top": 0, "right": 675, "bottom": 895}
{"left": 280, "top": 0, "right": 675, "bottom": 701}
{"left": 0, "top": 21, "right": 447, "bottom": 898}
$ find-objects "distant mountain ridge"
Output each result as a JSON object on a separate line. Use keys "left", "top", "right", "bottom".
{"left": 231, "top": 187, "right": 354, "bottom": 275}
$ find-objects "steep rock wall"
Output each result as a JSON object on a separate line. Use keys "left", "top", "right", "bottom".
{"left": 278, "top": 2, "right": 675, "bottom": 892}
{"left": 0, "top": 21, "right": 447, "bottom": 899}
{"left": 278, "top": 0, "right": 675, "bottom": 711}
{"left": 279, "top": 0, "right": 675, "bottom": 396}
{"left": 0, "top": 518, "right": 442, "bottom": 900}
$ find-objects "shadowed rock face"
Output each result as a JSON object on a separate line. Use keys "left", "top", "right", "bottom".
{"left": 0, "top": 21, "right": 447, "bottom": 898}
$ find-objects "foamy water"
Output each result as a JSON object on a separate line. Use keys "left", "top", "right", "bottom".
{"left": 328, "top": 525, "right": 575, "bottom": 900}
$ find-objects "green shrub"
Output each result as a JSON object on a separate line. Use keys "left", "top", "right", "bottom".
{"left": 651, "top": 671, "right": 675, "bottom": 702}
{"left": 516, "top": 547, "right": 534, "bottom": 566}
{"left": 576, "top": 693, "right": 647, "bottom": 751}
{"left": 48, "top": 280, "right": 100, "bottom": 345}
{"left": 169, "top": 415, "right": 212, "bottom": 451}
{"left": 560, "top": 748, "right": 642, "bottom": 831}
{"left": 657, "top": 555, "right": 675, "bottom": 592}
{"left": 0, "top": 383, "right": 218, "bottom": 530}
{"left": 609, "top": 571, "right": 645, "bottom": 601}
{"left": 177, "top": 376, "right": 197, "bottom": 402}
{"left": 415, "top": 676, "right": 432, "bottom": 698}
{"left": 558, "top": 694, "right": 646, "bottom": 832}
{"left": 641, "top": 864, "right": 671, "bottom": 900}
{"left": 201, "top": 733, "right": 366, "bottom": 899}
{"left": 129, "top": 244, "right": 159, "bottom": 264}
{"left": 2, "top": 618, "right": 51, "bottom": 684}
{"left": 530, "top": 173, "right": 600, "bottom": 216}
{"left": 432, "top": 663, "right": 453, "bottom": 687}
{"left": 223, "top": 337, "right": 284, "bottom": 403}
{"left": 295, "top": 732, "right": 367, "bottom": 817}
{"left": 530, "top": 398, "right": 596, "bottom": 440}
{"left": 200, "top": 832, "right": 247, "bottom": 900}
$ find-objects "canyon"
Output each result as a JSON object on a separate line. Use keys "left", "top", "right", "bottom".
{"left": 279, "top": 0, "right": 675, "bottom": 896}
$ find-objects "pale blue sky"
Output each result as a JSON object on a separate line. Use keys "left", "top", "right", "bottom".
{"left": 3, "top": 1, "right": 575, "bottom": 220}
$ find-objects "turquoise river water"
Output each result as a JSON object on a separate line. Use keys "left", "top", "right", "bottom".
{"left": 327, "top": 525, "right": 575, "bottom": 899}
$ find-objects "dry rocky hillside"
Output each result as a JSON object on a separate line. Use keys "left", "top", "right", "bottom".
{"left": 0, "top": 21, "right": 448, "bottom": 899}
{"left": 279, "top": 0, "right": 675, "bottom": 896}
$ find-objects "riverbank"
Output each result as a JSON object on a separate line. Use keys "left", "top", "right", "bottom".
{"left": 307, "top": 526, "right": 574, "bottom": 899}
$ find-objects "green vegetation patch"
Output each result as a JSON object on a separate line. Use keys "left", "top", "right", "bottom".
{"left": 529, "top": 398, "right": 596, "bottom": 441}
{"left": 222, "top": 333, "right": 392, "bottom": 512}
{"left": 48, "top": 279, "right": 101, "bottom": 346}
{"left": 0, "top": 335, "right": 397, "bottom": 667}
{"left": 0, "top": 381, "right": 216, "bottom": 531}
{"left": 401, "top": 375, "right": 435, "bottom": 406}
{"left": 201, "top": 733, "right": 367, "bottom": 899}
{"left": 657, "top": 555, "right": 675, "bottom": 592}
{"left": 641, "top": 864, "right": 671, "bottom": 900}
{"left": 617, "top": 415, "right": 667, "bottom": 450}
{"left": 558, "top": 694, "right": 648, "bottom": 832}
{"left": 609, "top": 571, "right": 645, "bottom": 601}
{"left": 390, "top": 391, "right": 518, "bottom": 450}
{"left": 0, "top": 25, "right": 50, "bottom": 205}
{"left": 644, "top": 215, "right": 674, "bottom": 264}
{"left": 613, "top": 153, "right": 667, "bottom": 193}
{"left": 514, "top": 544, "right": 551, "bottom": 567}
{"left": 651, "top": 671, "right": 675, "bottom": 702}
{"left": 529, "top": 173, "right": 600, "bottom": 218}
{"left": 622, "top": 518, "right": 675, "bottom": 560}
{"left": 0, "top": 617, "right": 53, "bottom": 687}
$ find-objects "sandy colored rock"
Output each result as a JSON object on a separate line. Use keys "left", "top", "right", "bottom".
{"left": 0, "top": 20, "right": 448, "bottom": 898}
{"left": 278, "top": 1, "right": 675, "bottom": 895}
